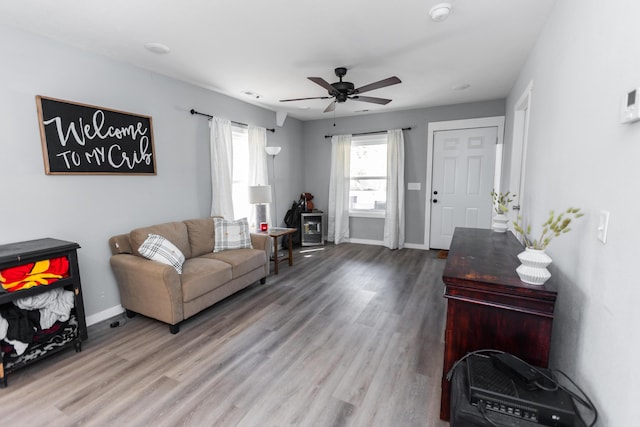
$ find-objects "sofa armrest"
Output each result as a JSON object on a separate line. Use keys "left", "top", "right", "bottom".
{"left": 250, "top": 233, "right": 272, "bottom": 275}
{"left": 109, "top": 234, "right": 132, "bottom": 255}
{"left": 109, "top": 254, "right": 184, "bottom": 325}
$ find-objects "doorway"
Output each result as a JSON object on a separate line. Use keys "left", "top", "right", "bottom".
{"left": 507, "top": 81, "right": 533, "bottom": 234}
{"left": 424, "top": 117, "right": 505, "bottom": 250}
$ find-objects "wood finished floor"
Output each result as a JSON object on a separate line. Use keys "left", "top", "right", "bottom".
{"left": 0, "top": 243, "right": 449, "bottom": 427}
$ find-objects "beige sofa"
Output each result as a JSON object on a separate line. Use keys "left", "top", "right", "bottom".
{"left": 108, "top": 217, "right": 271, "bottom": 333}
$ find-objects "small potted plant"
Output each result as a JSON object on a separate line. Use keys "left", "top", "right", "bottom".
{"left": 490, "top": 189, "right": 515, "bottom": 232}
{"left": 512, "top": 207, "right": 584, "bottom": 285}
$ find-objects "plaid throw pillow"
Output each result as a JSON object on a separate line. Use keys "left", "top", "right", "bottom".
{"left": 213, "top": 217, "right": 252, "bottom": 252}
{"left": 138, "top": 234, "right": 185, "bottom": 274}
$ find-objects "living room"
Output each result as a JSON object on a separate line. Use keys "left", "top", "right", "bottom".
{"left": 0, "top": 0, "right": 637, "bottom": 425}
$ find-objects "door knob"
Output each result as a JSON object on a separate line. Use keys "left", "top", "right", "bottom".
{"left": 433, "top": 199, "right": 438, "bottom": 203}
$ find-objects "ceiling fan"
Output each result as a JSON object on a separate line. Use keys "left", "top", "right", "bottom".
{"left": 280, "top": 67, "right": 401, "bottom": 113}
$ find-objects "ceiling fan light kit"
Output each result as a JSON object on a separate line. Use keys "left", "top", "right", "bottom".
{"left": 429, "top": 3, "right": 452, "bottom": 22}
{"left": 280, "top": 67, "right": 401, "bottom": 113}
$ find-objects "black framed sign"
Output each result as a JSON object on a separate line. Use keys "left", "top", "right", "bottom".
{"left": 36, "top": 95, "right": 156, "bottom": 175}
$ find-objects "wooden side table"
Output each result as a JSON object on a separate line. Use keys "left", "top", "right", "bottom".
{"left": 255, "top": 227, "right": 297, "bottom": 274}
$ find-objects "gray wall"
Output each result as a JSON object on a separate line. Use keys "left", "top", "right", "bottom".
{"left": 503, "top": 0, "right": 639, "bottom": 424}
{"left": 0, "top": 25, "right": 304, "bottom": 324}
{"left": 302, "top": 100, "right": 505, "bottom": 246}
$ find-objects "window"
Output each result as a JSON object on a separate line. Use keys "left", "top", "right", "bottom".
{"left": 350, "top": 134, "right": 387, "bottom": 217}
{"left": 231, "top": 125, "right": 250, "bottom": 220}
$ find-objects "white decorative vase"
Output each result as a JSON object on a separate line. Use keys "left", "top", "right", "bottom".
{"left": 492, "top": 213, "right": 509, "bottom": 233}
{"left": 516, "top": 248, "right": 552, "bottom": 285}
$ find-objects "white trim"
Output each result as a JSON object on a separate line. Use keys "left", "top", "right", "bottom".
{"left": 404, "top": 242, "right": 428, "bottom": 250}
{"left": 86, "top": 304, "right": 125, "bottom": 326}
{"left": 347, "top": 238, "right": 383, "bottom": 246}
{"left": 423, "top": 116, "right": 505, "bottom": 249}
{"left": 342, "top": 239, "right": 427, "bottom": 250}
{"left": 508, "top": 80, "right": 533, "bottom": 238}
{"left": 349, "top": 210, "right": 385, "bottom": 219}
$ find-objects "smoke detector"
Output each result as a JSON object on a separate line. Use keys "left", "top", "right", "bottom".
{"left": 429, "top": 3, "right": 452, "bottom": 22}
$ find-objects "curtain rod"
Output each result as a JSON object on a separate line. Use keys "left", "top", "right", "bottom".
{"left": 190, "top": 109, "right": 275, "bottom": 133}
{"left": 324, "top": 127, "right": 412, "bottom": 139}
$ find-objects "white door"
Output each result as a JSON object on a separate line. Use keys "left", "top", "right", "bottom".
{"left": 429, "top": 127, "right": 498, "bottom": 249}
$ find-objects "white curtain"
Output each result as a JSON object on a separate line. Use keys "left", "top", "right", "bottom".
{"left": 383, "top": 129, "right": 405, "bottom": 249}
{"left": 209, "top": 117, "right": 234, "bottom": 219}
{"left": 327, "top": 134, "right": 352, "bottom": 244}
{"left": 248, "top": 125, "right": 269, "bottom": 225}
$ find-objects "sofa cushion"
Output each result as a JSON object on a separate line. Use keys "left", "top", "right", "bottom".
{"left": 206, "top": 248, "right": 266, "bottom": 278}
{"left": 138, "top": 233, "right": 186, "bottom": 274}
{"left": 213, "top": 217, "right": 252, "bottom": 252}
{"left": 130, "top": 221, "right": 191, "bottom": 259}
{"left": 180, "top": 258, "right": 232, "bottom": 302}
{"left": 184, "top": 217, "right": 215, "bottom": 257}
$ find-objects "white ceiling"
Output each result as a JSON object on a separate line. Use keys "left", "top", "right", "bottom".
{"left": 0, "top": 0, "right": 556, "bottom": 121}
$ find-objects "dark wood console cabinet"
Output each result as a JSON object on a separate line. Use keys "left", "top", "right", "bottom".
{"left": 439, "top": 228, "right": 558, "bottom": 421}
{"left": 0, "top": 238, "right": 87, "bottom": 387}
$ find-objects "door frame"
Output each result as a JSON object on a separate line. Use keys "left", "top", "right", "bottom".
{"left": 423, "top": 116, "right": 505, "bottom": 249}
{"left": 508, "top": 81, "right": 533, "bottom": 236}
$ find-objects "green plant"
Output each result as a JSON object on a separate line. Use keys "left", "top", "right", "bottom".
{"left": 512, "top": 208, "right": 584, "bottom": 250}
{"left": 491, "top": 189, "right": 515, "bottom": 214}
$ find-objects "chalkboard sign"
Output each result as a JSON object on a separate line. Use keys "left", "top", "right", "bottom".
{"left": 36, "top": 96, "right": 156, "bottom": 175}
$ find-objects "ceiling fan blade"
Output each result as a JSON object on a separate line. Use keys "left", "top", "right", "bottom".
{"left": 355, "top": 76, "right": 401, "bottom": 94}
{"left": 351, "top": 95, "right": 392, "bottom": 105}
{"left": 280, "top": 96, "right": 332, "bottom": 102}
{"left": 324, "top": 100, "right": 336, "bottom": 113}
{"left": 308, "top": 77, "right": 338, "bottom": 94}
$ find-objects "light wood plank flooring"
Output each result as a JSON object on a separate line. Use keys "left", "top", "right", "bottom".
{"left": 0, "top": 243, "right": 449, "bottom": 427}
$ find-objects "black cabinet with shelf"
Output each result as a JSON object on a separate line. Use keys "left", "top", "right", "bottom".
{"left": 301, "top": 212, "right": 325, "bottom": 246}
{"left": 0, "top": 238, "right": 87, "bottom": 387}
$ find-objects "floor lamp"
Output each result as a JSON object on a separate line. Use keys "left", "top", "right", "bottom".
{"left": 265, "top": 146, "right": 282, "bottom": 227}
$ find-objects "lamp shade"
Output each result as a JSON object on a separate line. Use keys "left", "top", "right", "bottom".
{"left": 264, "top": 146, "right": 282, "bottom": 156}
{"left": 248, "top": 185, "right": 272, "bottom": 204}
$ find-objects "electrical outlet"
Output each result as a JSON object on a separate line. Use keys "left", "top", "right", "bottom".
{"left": 597, "top": 211, "right": 610, "bottom": 244}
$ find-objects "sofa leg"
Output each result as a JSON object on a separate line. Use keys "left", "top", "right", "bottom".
{"left": 169, "top": 324, "right": 180, "bottom": 334}
{"left": 260, "top": 277, "right": 266, "bottom": 285}
{"left": 125, "top": 310, "right": 137, "bottom": 318}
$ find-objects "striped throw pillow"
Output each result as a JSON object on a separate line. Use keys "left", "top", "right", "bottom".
{"left": 213, "top": 217, "right": 252, "bottom": 252}
{"left": 138, "top": 234, "right": 185, "bottom": 274}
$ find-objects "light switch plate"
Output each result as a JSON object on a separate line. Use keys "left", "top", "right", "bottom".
{"left": 597, "top": 210, "right": 609, "bottom": 244}
{"left": 407, "top": 182, "right": 421, "bottom": 190}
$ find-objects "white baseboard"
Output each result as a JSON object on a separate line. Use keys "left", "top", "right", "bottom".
{"left": 347, "top": 238, "right": 428, "bottom": 250}
{"left": 347, "top": 238, "right": 383, "bottom": 246}
{"left": 404, "top": 242, "right": 429, "bottom": 250}
{"left": 86, "top": 304, "right": 125, "bottom": 326}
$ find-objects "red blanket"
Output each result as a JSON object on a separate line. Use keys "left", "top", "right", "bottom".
{"left": 0, "top": 257, "right": 69, "bottom": 292}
